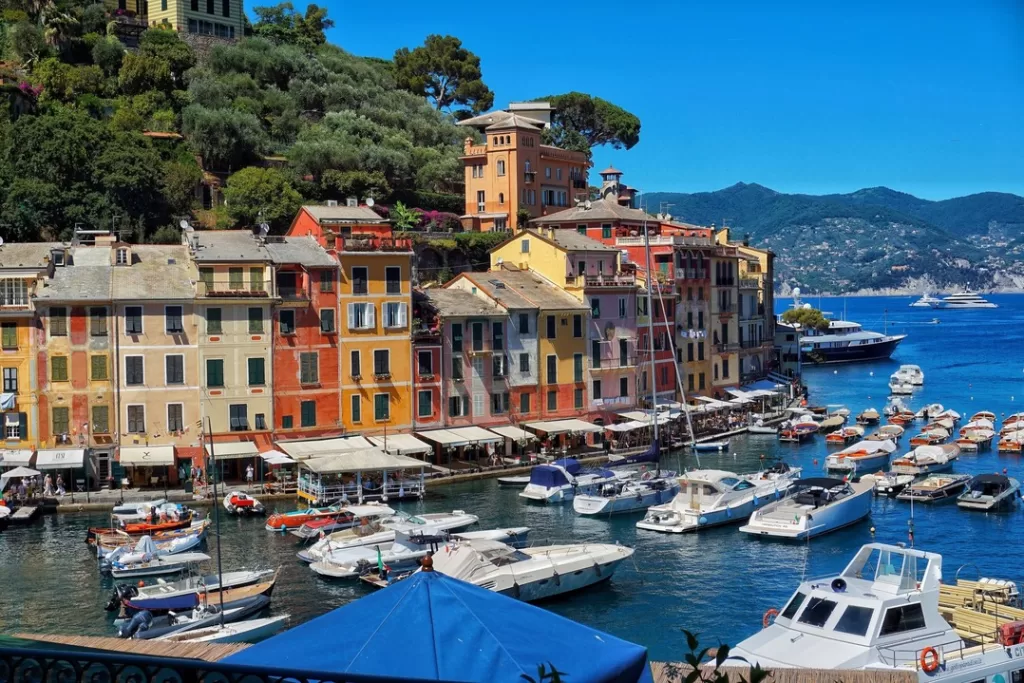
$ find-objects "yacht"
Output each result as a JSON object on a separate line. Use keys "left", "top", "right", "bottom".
{"left": 426, "top": 538, "right": 635, "bottom": 602}
{"left": 824, "top": 440, "right": 897, "bottom": 478}
{"left": 636, "top": 467, "right": 801, "bottom": 534}
{"left": 931, "top": 292, "right": 998, "bottom": 309}
{"left": 729, "top": 542, "right": 1024, "bottom": 682}
{"left": 957, "top": 474, "right": 1021, "bottom": 511}
{"left": 861, "top": 471, "right": 915, "bottom": 497}
{"left": 910, "top": 293, "right": 941, "bottom": 307}
{"left": 572, "top": 475, "right": 680, "bottom": 516}
{"left": 895, "top": 365, "right": 924, "bottom": 386}
{"left": 518, "top": 458, "right": 620, "bottom": 504}
{"left": 896, "top": 474, "right": 971, "bottom": 503}
{"left": 739, "top": 478, "right": 873, "bottom": 540}
{"left": 798, "top": 319, "right": 906, "bottom": 364}
{"left": 888, "top": 374, "right": 914, "bottom": 396}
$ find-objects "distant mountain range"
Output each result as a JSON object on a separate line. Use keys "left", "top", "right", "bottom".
{"left": 644, "top": 184, "right": 1024, "bottom": 294}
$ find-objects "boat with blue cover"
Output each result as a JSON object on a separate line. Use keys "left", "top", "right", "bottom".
{"left": 518, "top": 458, "right": 622, "bottom": 504}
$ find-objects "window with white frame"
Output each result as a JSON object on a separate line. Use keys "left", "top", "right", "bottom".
{"left": 496, "top": 159, "right": 506, "bottom": 176}
{"left": 383, "top": 302, "right": 407, "bottom": 329}
{"left": 5, "top": 412, "right": 20, "bottom": 439}
{"left": 347, "top": 303, "right": 374, "bottom": 330}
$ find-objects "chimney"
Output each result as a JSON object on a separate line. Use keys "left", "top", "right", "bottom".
{"left": 326, "top": 199, "right": 338, "bottom": 207}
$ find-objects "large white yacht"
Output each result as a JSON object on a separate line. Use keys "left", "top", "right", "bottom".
{"left": 931, "top": 292, "right": 998, "bottom": 309}
{"left": 739, "top": 478, "right": 873, "bottom": 540}
{"left": 731, "top": 543, "right": 1024, "bottom": 682}
{"left": 910, "top": 294, "right": 941, "bottom": 308}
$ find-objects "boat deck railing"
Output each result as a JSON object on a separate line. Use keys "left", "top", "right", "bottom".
{"left": 297, "top": 479, "right": 424, "bottom": 505}
{"left": 878, "top": 631, "right": 1007, "bottom": 670}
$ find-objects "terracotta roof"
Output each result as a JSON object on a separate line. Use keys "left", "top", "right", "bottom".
{"left": 458, "top": 110, "right": 547, "bottom": 132}
{"left": 531, "top": 199, "right": 654, "bottom": 225}
{"left": 301, "top": 205, "right": 387, "bottom": 224}
{"left": 599, "top": 166, "right": 623, "bottom": 175}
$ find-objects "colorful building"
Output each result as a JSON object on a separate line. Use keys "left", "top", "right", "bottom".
{"left": 710, "top": 244, "right": 740, "bottom": 394}
{"left": 410, "top": 291, "right": 443, "bottom": 431}
{"left": 145, "top": 0, "right": 245, "bottom": 40}
{"left": 716, "top": 228, "right": 776, "bottom": 383}
{"left": 264, "top": 237, "right": 341, "bottom": 440}
{"left": 458, "top": 102, "right": 589, "bottom": 231}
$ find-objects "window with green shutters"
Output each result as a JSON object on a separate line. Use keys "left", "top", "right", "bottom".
{"left": 574, "top": 388, "right": 584, "bottom": 409}
{"left": 249, "top": 268, "right": 263, "bottom": 292}
{"left": 92, "top": 405, "right": 109, "bottom": 434}
{"left": 547, "top": 390, "right": 557, "bottom": 411}
{"left": 1, "top": 322, "right": 16, "bottom": 349}
{"left": 281, "top": 415, "right": 293, "bottom": 429}
{"left": 300, "top": 400, "right": 316, "bottom": 427}
{"left": 206, "top": 307, "right": 222, "bottom": 334}
{"left": 91, "top": 355, "right": 108, "bottom": 381}
{"left": 573, "top": 354, "right": 583, "bottom": 382}
{"left": 351, "top": 395, "right": 361, "bottom": 422}
{"left": 52, "top": 406, "right": 70, "bottom": 435}
{"left": 50, "top": 307, "right": 67, "bottom": 336}
{"left": 418, "top": 390, "right": 432, "bottom": 417}
{"left": 200, "top": 268, "right": 214, "bottom": 292}
{"left": 228, "top": 268, "right": 243, "bottom": 290}
{"left": 90, "top": 308, "right": 108, "bottom": 336}
{"left": 248, "top": 357, "right": 265, "bottom": 386}
{"left": 374, "top": 393, "right": 390, "bottom": 421}
{"left": 248, "top": 307, "right": 263, "bottom": 334}
{"left": 300, "top": 352, "right": 318, "bottom": 384}
{"left": 206, "top": 359, "right": 224, "bottom": 387}
{"left": 51, "top": 356, "right": 68, "bottom": 382}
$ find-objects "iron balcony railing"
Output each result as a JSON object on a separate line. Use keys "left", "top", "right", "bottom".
{"left": 197, "top": 278, "right": 273, "bottom": 298}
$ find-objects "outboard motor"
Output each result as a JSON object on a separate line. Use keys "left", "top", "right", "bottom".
{"left": 117, "top": 610, "right": 153, "bottom": 638}
{"left": 105, "top": 584, "right": 138, "bottom": 612}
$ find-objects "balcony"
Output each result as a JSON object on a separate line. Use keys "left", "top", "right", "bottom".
{"left": 338, "top": 236, "right": 413, "bottom": 253}
{"left": 584, "top": 273, "right": 636, "bottom": 288}
{"left": 523, "top": 170, "right": 536, "bottom": 184}
{"left": 572, "top": 178, "right": 587, "bottom": 189}
{"left": 277, "top": 284, "right": 311, "bottom": 307}
{"left": 616, "top": 235, "right": 713, "bottom": 248}
{"left": 197, "top": 278, "right": 272, "bottom": 298}
{"left": 590, "top": 357, "right": 636, "bottom": 372}
{"left": 739, "top": 277, "right": 760, "bottom": 289}
{"left": 464, "top": 143, "right": 487, "bottom": 156}
{"left": 716, "top": 343, "right": 740, "bottom": 354}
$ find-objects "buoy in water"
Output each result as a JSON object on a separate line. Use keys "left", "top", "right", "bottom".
{"left": 869, "top": 371, "right": 874, "bottom": 377}
{"left": 870, "top": 527, "right": 876, "bottom": 534}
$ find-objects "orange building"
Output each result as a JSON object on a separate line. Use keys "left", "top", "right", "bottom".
{"left": 458, "top": 102, "right": 589, "bottom": 232}
{"left": 265, "top": 236, "right": 341, "bottom": 440}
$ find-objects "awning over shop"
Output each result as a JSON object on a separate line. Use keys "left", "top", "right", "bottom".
{"left": 605, "top": 421, "right": 648, "bottom": 432}
{"left": 524, "top": 419, "right": 603, "bottom": 435}
{"left": 260, "top": 449, "right": 296, "bottom": 465}
{"left": 487, "top": 425, "right": 537, "bottom": 442}
{"left": 36, "top": 448, "right": 85, "bottom": 470}
{"left": 0, "top": 449, "right": 34, "bottom": 468}
{"left": 446, "top": 426, "right": 502, "bottom": 444}
{"left": 301, "top": 449, "right": 428, "bottom": 474}
{"left": 277, "top": 436, "right": 375, "bottom": 460}
{"left": 206, "top": 441, "right": 259, "bottom": 461}
{"left": 741, "top": 380, "right": 784, "bottom": 393}
{"left": 416, "top": 429, "right": 468, "bottom": 447}
{"left": 120, "top": 446, "right": 175, "bottom": 467}
{"left": 368, "top": 434, "right": 432, "bottom": 455}
{"left": 695, "top": 396, "right": 735, "bottom": 409}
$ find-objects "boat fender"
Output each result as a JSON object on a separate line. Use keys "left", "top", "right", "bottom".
{"left": 762, "top": 608, "right": 779, "bottom": 628}
{"left": 698, "top": 516, "right": 708, "bottom": 526}
{"left": 919, "top": 647, "right": 940, "bottom": 673}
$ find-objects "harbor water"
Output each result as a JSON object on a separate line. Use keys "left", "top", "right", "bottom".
{"left": 2, "top": 294, "right": 1023, "bottom": 661}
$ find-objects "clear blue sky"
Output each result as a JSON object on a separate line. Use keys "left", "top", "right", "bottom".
{"left": 328, "top": 0, "right": 1024, "bottom": 200}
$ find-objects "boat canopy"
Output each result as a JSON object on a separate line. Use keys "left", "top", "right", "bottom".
{"left": 528, "top": 466, "right": 571, "bottom": 488}
{"left": 223, "top": 569, "right": 652, "bottom": 683}
{"left": 552, "top": 458, "right": 581, "bottom": 474}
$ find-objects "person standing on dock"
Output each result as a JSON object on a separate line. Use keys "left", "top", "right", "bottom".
{"left": 245, "top": 463, "right": 255, "bottom": 490}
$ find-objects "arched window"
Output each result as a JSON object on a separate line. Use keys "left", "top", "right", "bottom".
{"left": 493, "top": 136, "right": 499, "bottom": 145}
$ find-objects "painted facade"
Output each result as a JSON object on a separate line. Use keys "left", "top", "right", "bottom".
{"left": 145, "top": 0, "right": 245, "bottom": 40}
{"left": 410, "top": 293, "right": 443, "bottom": 431}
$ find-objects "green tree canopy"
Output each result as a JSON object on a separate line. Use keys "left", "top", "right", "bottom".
{"left": 251, "top": 2, "right": 334, "bottom": 50}
{"left": 221, "top": 166, "right": 302, "bottom": 231}
{"left": 780, "top": 307, "right": 831, "bottom": 332}
{"left": 538, "top": 92, "right": 641, "bottom": 155}
{"left": 393, "top": 34, "right": 493, "bottom": 117}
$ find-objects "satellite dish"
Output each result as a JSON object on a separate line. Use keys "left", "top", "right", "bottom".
{"left": 179, "top": 219, "right": 189, "bottom": 230}
{"left": 365, "top": 197, "right": 375, "bottom": 207}
{"left": 793, "top": 287, "right": 801, "bottom": 298}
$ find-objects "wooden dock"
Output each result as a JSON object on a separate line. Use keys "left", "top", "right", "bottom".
{"left": 15, "top": 633, "right": 249, "bottom": 662}
{"left": 10, "top": 507, "right": 38, "bottom": 523}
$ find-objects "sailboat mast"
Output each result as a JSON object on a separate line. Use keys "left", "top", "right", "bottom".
{"left": 204, "top": 417, "right": 225, "bottom": 626}
{"left": 641, "top": 212, "right": 660, "bottom": 447}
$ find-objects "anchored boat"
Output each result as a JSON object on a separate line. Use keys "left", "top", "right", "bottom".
{"left": 739, "top": 478, "right": 873, "bottom": 540}
{"left": 957, "top": 474, "right": 1021, "bottom": 511}
{"left": 824, "top": 440, "right": 897, "bottom": 478}
{"left": 896, "top": 474, "right": 971, "bottom": 503}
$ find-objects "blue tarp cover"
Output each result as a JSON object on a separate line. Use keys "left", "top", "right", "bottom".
{"left": 226, "top": 570, "right": 652, "bottom": 683}
{"left": 552, "top": 457, "right": 581, "bottom": 474}
{"left": 528, "top": 465, "right": 569, "bottom": 488}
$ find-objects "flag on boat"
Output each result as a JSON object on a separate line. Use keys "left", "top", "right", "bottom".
{"left": 377, "top": 546, "right": 384, "bottom": 573}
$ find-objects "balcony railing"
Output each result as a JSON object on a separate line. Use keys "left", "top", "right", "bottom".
{"left": 716, "top": 343, "right": 740, "bottom": 353}
{"left": 715, "top": 303, "right": 737, "bottom": 314}
{"left": 739, "top": 277, "right": 760, "bottom": 289}
{"left": 616, "top": 235, "right": 713, "bottom": 248}
{"left": 338, "top": 236, "right": 413, "bottom": 252}
{"left": 277, "top": 285, "right": 310, "bottom": 302}
{"left": 675, "top": 268, "right": 708, "bottom": 280}
{"left": 585, "top": 273, "right": 636, "bottom": 287}
{"left": 197, "top": 278, "right": 272, "bottom": 298}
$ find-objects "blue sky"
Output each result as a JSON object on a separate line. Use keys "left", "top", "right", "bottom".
{"left": 330, "top": 0, "right": 1024, "bottom": 200}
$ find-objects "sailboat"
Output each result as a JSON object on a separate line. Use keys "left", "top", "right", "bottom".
{"left": 572, "top": 214, "right": 689, "bottom": 516}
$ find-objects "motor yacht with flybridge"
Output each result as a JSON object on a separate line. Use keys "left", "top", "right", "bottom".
{"left": 930, "top": 292, "right": 998, "bottom": 309}
{"left": 781, "top": 290, "right": 905, "bottom": 364}
{"left": 731, "top": 543, "right": 1024, "bottom": 682}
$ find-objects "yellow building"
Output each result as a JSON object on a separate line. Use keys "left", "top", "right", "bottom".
{"left": 337, "top": 234, "right": 414, "bottom": 434}
{"left": 146, "top": 0, "right": 245, "bottom": 39}
{"left": 112, "top": 245, "right": 200, "bottom": 484}
{"left": 716, "top": 228, "right": 776, "bottom": 384}
{"left": 0, "top": 243, "right": 61, "bottom": 454}
{"left": 188, "top": 231, "right": 274, "bottom": 444}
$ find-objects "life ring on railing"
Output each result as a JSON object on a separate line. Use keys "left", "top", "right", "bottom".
{"left": 762, "top": 608, "right": 779, "bottom": 628}
{"left": 919, "top": 647, "right": 940, "bottom": 673}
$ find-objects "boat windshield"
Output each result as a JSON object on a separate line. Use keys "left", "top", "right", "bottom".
{"left": 797, "top": 597, "right": 838, "bottom": 628}
{"left": 719, "top": 478, "right": 755, "bottom": 491}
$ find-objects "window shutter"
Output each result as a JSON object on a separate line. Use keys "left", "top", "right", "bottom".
{"left": 18, "top": 412, "right": 26, "bottom": 440}
{"left": 347, "top": 303, "right": 356, "bottom": 330}
{"left": 366, "top": 304, "right": 375, "bottom": 329}
{"left": 398, "top": 303, "right": 408, "bottom": 326}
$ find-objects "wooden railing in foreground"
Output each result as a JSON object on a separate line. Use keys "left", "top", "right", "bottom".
{"left": 651, "top": 663, "right": 917, "bottom": 683}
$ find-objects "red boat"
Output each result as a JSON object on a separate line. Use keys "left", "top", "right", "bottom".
{"left": 122, "top": 514, "right": 193, "bottom": 535}
{"left": 264, "top": 505, "right": 340, "bottom": 532}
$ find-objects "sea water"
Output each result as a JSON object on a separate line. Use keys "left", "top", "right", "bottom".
{"left": 1, "top": 294, "right": 1023, "bottom": 661}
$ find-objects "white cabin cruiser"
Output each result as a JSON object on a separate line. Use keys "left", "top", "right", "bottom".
{"left": 895, "top": 365, "right": 925, "bottom": 386}
{"left": 573, "top": 474, "right": 681, "bottom": 516}
{"left": 296, "top": 510, "right": 479, "bottom": 563}
{"left": 739, "top": 478, "right": 873, "bottom": 540}
{"left": 931, "top": 292, "right": 998, "bottom": 309}
{"left": 957, "top": 474, "right": 1021, "bottom": 511}
{"left": 889, "top": 374, "right": 914, "bottom": 396}
{"left": 427, "top": 538, "right": 634, "bottom": 601}
{"left": 910, "top": 293, "right": 941, "bottom": 307}
{"left": 518, "top": 458, "right": 620, "bottom": 504}
{"left": 636, "top": 466, "right": 801, "bottom": 534}
{"left": 824, "top": 440, "right": 897, "bottom": 477}
{"left": 730, "top": 543, "right": 1024, "bottom": 681}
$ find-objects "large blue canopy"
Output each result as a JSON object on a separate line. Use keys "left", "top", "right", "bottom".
{"left": 226, "top": 570, "right": 652, "bottom": 683}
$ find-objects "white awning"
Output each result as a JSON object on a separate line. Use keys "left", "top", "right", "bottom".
{"left": 260, "top": 449, "right": 296, "bottom": 465}
{"left": 416, "top": 429, "right": 468, "bottom": 447}
{"left": 120, "top": 446, "right": 175, "bottom": 467}
{"left": 368, "top": 433, "right": 432, "bottom": 455}
{"left": 36, "top": 448, "right": 85, "bottom": 470}
{"left": 695, "top": 396, "right": 734, "bottom": 408}
{"left": 617, "top": 411, "right": 651, "bottom": 421}
{"left": 446, "top": 426, "right": 502, "bottom": 444}
{"left": 302, "top": 448, "right": 427, "bottom": 474}
{"left": 277, "top": 436, "right": 375, "bottom": 460}
{"left": 0, "top": 449, "right": 34, "bottom": 467}
{"left": 206, "top": 441, "right": 260, "bottom": 460}
{"left": 605, "top": 421, "right": 648, "bottom": 432}
{"left": 487, "top": 425, "right": 537, "bottom": 442}
{"left": 524, "top": 419, "right": 603, "bottom": 435}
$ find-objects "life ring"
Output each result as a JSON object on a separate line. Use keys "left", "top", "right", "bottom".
{"left": 762, "top": 608, "right": 779, "bottom": 628}
{"left": 920, "top": 647, "right": 940, "bottom": 673}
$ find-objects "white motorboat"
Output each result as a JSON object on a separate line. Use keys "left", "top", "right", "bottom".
{"left": 114, "top": 502, "right": 189, "bottom": 524}
{"left": 931, "top": 292, "right": 998, "bottom": 309}
{"left": 895, "top": 364, "right": 924, "bottom": 386}
{"left": 729, "top": 542, "right": 1024, "bottom": 681}
{"left": 309, "top": 527, "right": 531, "bottom": 579}
{"left": 110, "top": 551, "right": 213, "bottom": 579}
{"left": 888, "top": 374, "right": 914, "bottom": 396}
{"left": 223, "top": 492, "right": 265, "bottom": 516}
{"left": 100, "top": 530, "right": 204, "bottom": 565}
{"left": 636, "top": 466, "right": 801, "bottom": 534}
{"left": 155, "top": 615, "right": 289, "bottom": 644}
{"left": 896, "top": 473, "right": 971, "bottom": 503}
{"left": 910, "top": 293, "right": 941, "bottom": 307}
{"left": 860, "top": 471, "right": 915, "bottom": 497}
{"left": 957, "top": 474, "right": 1021, "bottom": 511}
{"left": 112, "top": 498, "right": 167, "bottom": 516}
{"left": 296, "top": 510, "right": 479, "bottom": 563}
{"left": 739, "top": 478, "right": 873, "bottom": 540}
{"left": 692, "top": 440, "right": 730, "bottom": 452}
{"left": 747, "top": 420, "right": 779, "bottom": 435}
{"left": 883, "top": 397, "right": 909, "bottom": 417}
{"left": 573, "top": 475, "right": 681, "bottom": 516}
{"left": 889, "top": 444, "right": 960, "bottom": 476}
{"left": 518, "top": 458, "right": 620, "bottom": 504}
{"left": 496, "top": 475, "right": 531, "bottom": 487}
{"left": 426, "top": 538, "right": 634, "bottom": 601}
{"left": 823, "top": 440, "right": 897, "bottom": 477}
